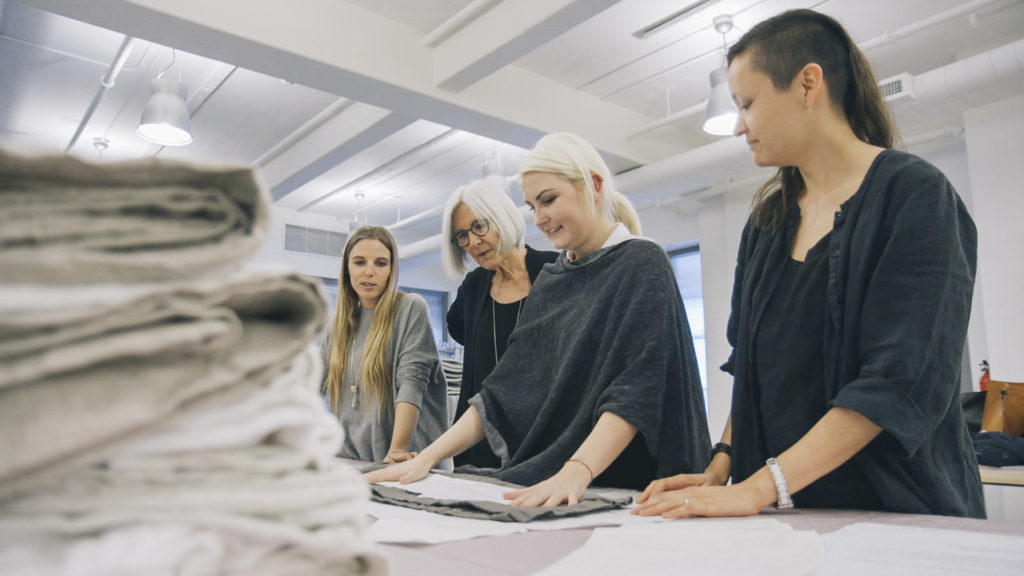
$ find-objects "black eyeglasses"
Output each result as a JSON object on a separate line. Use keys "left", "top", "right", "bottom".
{"left": 451, "top": 219, "right": 489, "bottom": 247}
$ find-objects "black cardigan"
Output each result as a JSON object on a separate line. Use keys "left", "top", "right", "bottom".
{"left": 446, "top": 245, "right": 558, "bottom": 468}
{"left": 725, "top": 149, "right": 985, "bottom": 517}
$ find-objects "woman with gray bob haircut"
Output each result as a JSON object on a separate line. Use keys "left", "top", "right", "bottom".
{"left": 441, "top": 179, "right": 558, "bottom": 468}
{"left": 441, "top": 180, "right": 525, "bottom": 277}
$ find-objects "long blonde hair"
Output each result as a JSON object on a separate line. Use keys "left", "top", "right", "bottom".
{"left": 325, "top": 226, "right": 404, "bottom": 421}
{"left": 518, "top": 132, "right": 641, "bottom": 235}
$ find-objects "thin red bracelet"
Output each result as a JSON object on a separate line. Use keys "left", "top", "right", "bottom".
{"left": 567, "top": 458, "right": 594, "bottom": 481}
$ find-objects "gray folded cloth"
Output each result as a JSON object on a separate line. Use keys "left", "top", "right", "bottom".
{"left": 0, "top": 148, "right": 267, "bottom": 284}
{"left": 0, "top": 454, "right": 387, "bottom": 576}
{"left": 0, "top": 269, "right": 327, "bottom": 497}
{"left": 364, "top": 467, "right": 632, "bottom": 522}
{"left": 105, "top": 347, "right": 342, "bottom": 467}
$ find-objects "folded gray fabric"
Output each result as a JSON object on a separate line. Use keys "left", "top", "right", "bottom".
{"left": 106, "top": 347, "right": 342, "bottom": 466}
{"left": 0, "top": 269, "right": 327, "bottom": 497}
{"left": 365, "top": 468, "right": 632, "bottom": 522}
{"left": 0, "top": 148, "right": 267, "bottom": 284}
{"left": 0, "top": 455, "right": 387, "bottom": 576}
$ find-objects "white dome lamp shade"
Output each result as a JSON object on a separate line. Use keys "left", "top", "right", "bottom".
{"left": 702, "top": 14, "right": 738, "bottom": 137}
{"left": 702, "top": 66, "right": 737, "bottom": 136}
{"left": 137, "top": 74, "right": 193, "bottom": 146}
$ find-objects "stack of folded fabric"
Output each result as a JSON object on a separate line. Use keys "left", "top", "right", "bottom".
{"left": 0, "top": 150, "right": 386, "bottom": 576}
{"left": 441, "top": 359, "right": 463, "bottom": 391}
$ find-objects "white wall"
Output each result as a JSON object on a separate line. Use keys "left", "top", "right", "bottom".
{"left": 259, "top": 204, "right": 462, "bottom": 293}
{"left": 963, "top": 94, "right": 1024, "bottom": 382}
{"left": 257, "top": 205, "right": 346, "bottom": 281}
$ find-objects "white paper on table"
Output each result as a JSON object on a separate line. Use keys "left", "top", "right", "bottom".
{"left": 366, "top": 501, "right": 529, "bottom": 543}
{"left": 535, "top": 519, "right": 824, "bottom": 576}
{"left": 814, "top": 522, "right": 1024, "bottom": 576}
{"left": 376, "top": 473, "right": 513, "bottom": 505}
{"left": 524, "top": 506, "right": 663, "bottom": 531}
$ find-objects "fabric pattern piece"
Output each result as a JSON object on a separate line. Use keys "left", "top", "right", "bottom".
{"left": 367, "top": 470, "right": 630, "bottom": 523}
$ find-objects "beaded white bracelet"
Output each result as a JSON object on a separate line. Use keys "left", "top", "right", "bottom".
{"left": 765, "top": 457, "right": 794, "bottom": 510}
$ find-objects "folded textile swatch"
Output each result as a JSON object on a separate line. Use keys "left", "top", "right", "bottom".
{"left": 365, "top": 468, "right": 632, "bottom": 522}
{"left": 0, "top": 148, "right": 267, "bottom": 284}
{"left": 107, "top": 346, "right": 342, "bottom": 466}
{"left": 0, "top": 269, "right": 326, "bottom": 497}
{"left": 0, "top": 454, "right": 386, "bottom": 576}
{"left": 0, "top": 346, "right": 386, "bottom": 575}
{"left": 972, "top": 431, "right": 1024, "bottom": 466}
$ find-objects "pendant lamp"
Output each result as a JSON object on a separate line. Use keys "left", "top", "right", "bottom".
{"left": 702, "top": 15, "right": 738, "bottom": 136}
{"left": 137, "top": 50, "right": 193, "bottom": 146}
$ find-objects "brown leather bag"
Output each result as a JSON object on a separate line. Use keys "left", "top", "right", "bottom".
{"left": 981, "top": 380, "right": 1024, "bottom": 437}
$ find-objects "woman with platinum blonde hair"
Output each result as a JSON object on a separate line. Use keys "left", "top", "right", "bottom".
{"left": 441, "top": 179, "right": 558, "bottom": 469}
{"left": 367, "top": 133, "right": 710, "bottom": 507}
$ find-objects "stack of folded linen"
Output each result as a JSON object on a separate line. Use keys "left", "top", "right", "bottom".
{"left": 0, "top": 150, "right": 386, "bottom": 576}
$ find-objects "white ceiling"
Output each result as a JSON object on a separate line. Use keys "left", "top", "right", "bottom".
{"left": 2, "top": 0, "right": 1024, "bottom": 255}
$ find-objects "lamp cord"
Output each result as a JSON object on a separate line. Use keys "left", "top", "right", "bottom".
{"left": 155, "top": 48, "right": 179, "bottom": 81}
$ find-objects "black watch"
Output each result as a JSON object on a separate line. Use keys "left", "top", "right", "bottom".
{"left": 711, "top": 442, "right": 731, "bottom": 458}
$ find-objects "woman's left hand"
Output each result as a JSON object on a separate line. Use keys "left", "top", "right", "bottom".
{"left": 384, "top": 450, "right": 418, "bottom": 464}
{"left": 503, "top": 461, "right": 591, "bottom": 507}
{"left": 632, "top": 483, "right": 765, "bottom": 519}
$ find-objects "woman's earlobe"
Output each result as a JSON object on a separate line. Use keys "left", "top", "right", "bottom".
{"left": 591, "top": 173, "right": 603, "bottom": 194}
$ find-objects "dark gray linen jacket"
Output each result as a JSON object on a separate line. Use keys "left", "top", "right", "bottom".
{"left": 725, "top": 149, "right": 985, "bottom": 518}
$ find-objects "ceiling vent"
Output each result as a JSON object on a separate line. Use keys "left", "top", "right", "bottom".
{"left": 285, "top": 224, "right": 346, "bottom": 257}
{"left": 633, "top": 0, "right": 720, "bottom": 39}
{"left": 878, "top": 73, "right": 916, "bottom": 104}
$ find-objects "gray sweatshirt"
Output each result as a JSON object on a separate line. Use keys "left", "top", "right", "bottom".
{"left": 321, "top": 293, "right": 449, "bottom": 462}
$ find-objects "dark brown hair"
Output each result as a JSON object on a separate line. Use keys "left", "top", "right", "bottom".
{"left": 728, "top": 9, "right": 898, "bottom": 231}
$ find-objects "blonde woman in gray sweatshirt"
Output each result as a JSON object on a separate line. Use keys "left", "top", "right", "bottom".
{"left": 321, "top": 226, "right": 449, "bottom": 464}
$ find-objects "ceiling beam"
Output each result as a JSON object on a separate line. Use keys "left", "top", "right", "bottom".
{"left": 21, "top": 0, "right": 667, "bottom": 165}
{"left": 432, "top": 0, "right": 620, "bottom": 92}
{"left": 262, "top": 106, "right": 414, "bottom": 201}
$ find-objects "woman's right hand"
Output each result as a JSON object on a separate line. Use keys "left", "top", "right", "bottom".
{"left": 635, "top": 472, "right": 726, "bottom": 504}
{"left": 363, "top": 454, "right": 433, "bottom": 485}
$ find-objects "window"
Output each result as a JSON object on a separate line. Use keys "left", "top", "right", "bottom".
{"left": 400, "top": 286, "right": 448, "bottom": 347}
{"left": 668, "top": 246, "right": 708, "bottom": 404}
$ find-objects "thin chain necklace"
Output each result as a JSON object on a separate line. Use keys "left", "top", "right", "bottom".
{"left": 350, "top": 308, "right": 373, "bottom": 409}
{"left": 492, "top": 297, "right": 523, "bottom": 365}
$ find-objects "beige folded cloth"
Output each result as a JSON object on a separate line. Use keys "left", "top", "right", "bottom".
{"left": 0, "top": 269, "right": 327, "bottom": 497}
{"left": 0, "top": 148, "right": 267, "bottom": 284}
{"left": 0, "top": 456, "right": 387, "bottom": 576}
{"left": 105, "top": 347, "right": 341, "bottom": 467}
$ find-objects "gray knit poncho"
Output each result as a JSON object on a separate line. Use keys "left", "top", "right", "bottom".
{"left": 467, "top": 239, "right": 711, "bottom": 489}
